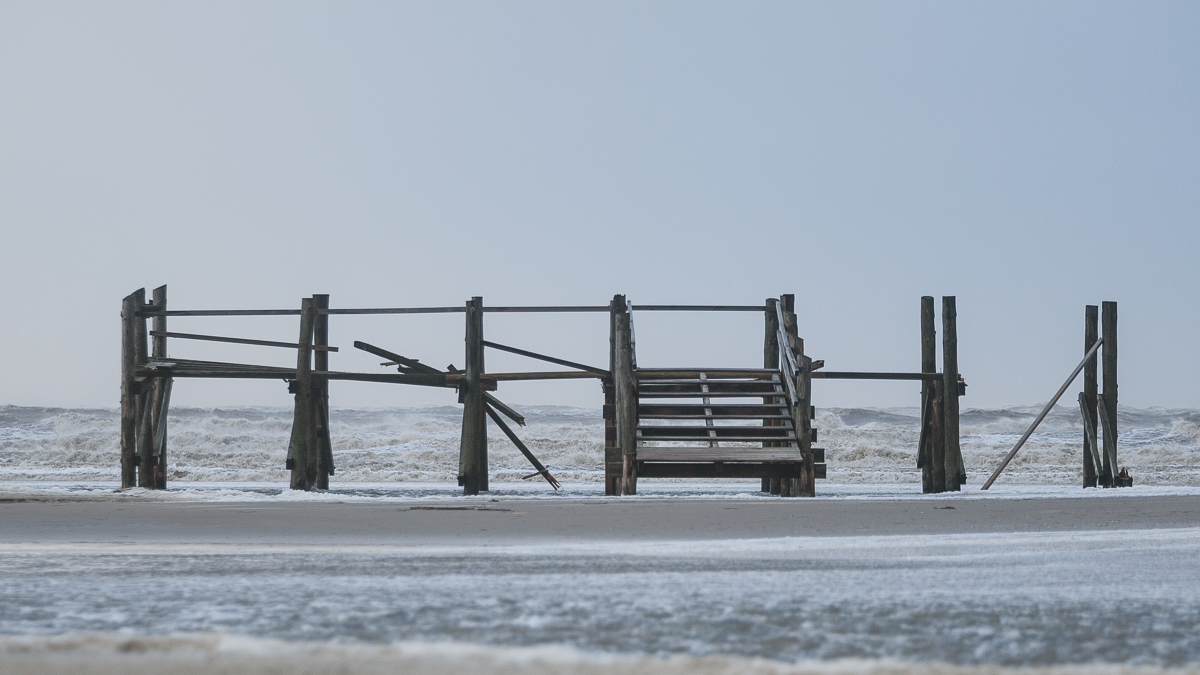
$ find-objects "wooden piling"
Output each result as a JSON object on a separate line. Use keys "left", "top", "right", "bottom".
{"left": 919, "top": 296, "right": 936, "bottom": 493}
{"left": 1101, "top": 301, "right": 1118, "bottom": 487}
{"left": 151, "top": 285, "right": 169, "bottom": 489}
{"left": 1083, "top": 305, "right": 1099, "bottom": 488}
{"left": 763, "top": 298, "right": 780, "bottom": 492}
{"left": 941, "top": 296, "right": 963, "bottom": 491}
{"left": 313, "top": 294, "right": 334, "bottom": 490}
{"left": 605, "top": 297, "right": 621, "bottom": 495}
{"left": 288, "top": 298, "right": 317, "bottom": 490}
{"left": 119, "top": 292, "right": 140, "bottom": 489}
{"left": 459, "top": 297, "right": 488, "bottom": 494}
{"left": 613, "top": 295, "right": 637, "bottom": 495}
{"left": 131, "top": 288, "right": 155, "bottom": 488}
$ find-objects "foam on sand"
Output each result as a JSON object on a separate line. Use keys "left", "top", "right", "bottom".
{"left": 1, "top": 633, "right": 1197, "bottom": 675}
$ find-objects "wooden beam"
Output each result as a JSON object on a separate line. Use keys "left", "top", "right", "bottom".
{"left": 634, "top": 305, "right": 764, "bottom": 311}
{"left": 1101, "top": 301, "right": 1118, "bottom": 486}
{"left": 942, "top": 296, "right": 963, "bottom": 491}
{"left": 1083, "top": 305, "right": 1099, "bottom": 488}
{"left": 287, "top": 298, "right": 317, "bottom": 490}
{"left": 313, "top": 294, "right": 334, "bottom": 490}
{"left": 482, "top": 340, "right": 609, "bottom": 376}
{"left": 353, "top": 341, "right": 441, "bottom": 375}
{"left": 811, "top": 371, "right": 941, "bottom": 381}
{"left": 120, "top": 292, "right": 139, "bottom": 489}
{"left": 613, "top": 295, "right": 637, "bottom": 495}
{"left": 920, "top": 296, "right": 937, "bottom": 494}
{"left": 150, "top": 330, "right": 338, "bottom": 351}
{"left": 484, "top": 404, "right": 560, "bottom": 490}
{"left": 459, "top": 297, "right": 488, "bottom": 494}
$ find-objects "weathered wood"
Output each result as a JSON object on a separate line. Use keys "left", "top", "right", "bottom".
{"left": 810, "top": 372, "right": 940, "bottom": 380}
{"left": 638, "top": 463, "right": 820, "bottom": 479}
{"left": 484, "top": 404, "right": 560, "bottom": 490}
{"left": 1101, "top": 301, "right": 1118, "bottom": 486}
{"left": 1083, "top": 305, "right": 1099, "bottom": 488}
{"left": 635, "top": 305, "right": 764, "bottom": 312}
{"left": 313, "top": 295, "right": 334, "bottom": 490}
{"left": 483, "top": 306, "right": 611, "bottom": 313}
{"left": 459, "top": 297, "right": 488, "bottom": 494}
{"left": 151, "top": 285, "right": 169, "bottom": 489}
{"left": 636, "top": 447, "right": 824, "bottom": 462}
{"left": 763, "top": 298, "right": 780, "bottom": 492}
{"left": 613, "top": 295, "right": 637, "bottom": 495}
{"left": 941, "top": 296, "right": 963, "bottom": 491}
{"left": 453, "top": 371, "right": 602, "bottom": 381}
{"left": 484, "top": 393, "right": 525, "bottom": 427}
{"left": 919, "top": 296, "right": 936, "bottom": 493}
{"left": 1078, "top": 391, "right": 1104, "bottom": 480}
{"left": 353, "top": 341, "right": 442, "bottom": 374}
{"left": 129, "top": 288, "right": 154, "bottom": 489}
{"left": 287, "top": 298, "right": 317, "bottom": 490}
{"left": 482, "top": 340, "right": 609, "bottom": 376}
{"left": 149, "top": 330, "right": 338, "bottom": 351}
{"left": 981, "top": 338, "right": 1104, "bottom": 490}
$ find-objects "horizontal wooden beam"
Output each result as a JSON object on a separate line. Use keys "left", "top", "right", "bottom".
{"left": 353, "top": 341, "right": 443, "bottom": 375}
{"left": 140, "top": 309, "right": 302, "bottom": 317}
{"left": 150, "top": 330, "right": 338, "bottom": 352}
{"left": 323, "top": 307, "right": 464, "bottom": 315}
{"left": 482, "top": 306, "right": 610, "bottom": 313}
{"left": 811, "top": 371, "right": 942, "bottom": 381}
{"left": 636, "top": 462, "right": 827, "bottom": 479}
{"left": 635, "top": 305, "right": 764, "bottom": 312}
{"left": 445, "top": 371, "right": 603, "bottom": 382}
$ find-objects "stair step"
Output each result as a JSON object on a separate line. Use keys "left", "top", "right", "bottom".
{"left": 640, "top": 382, "right": 781, "bottom": 393}
{"left": 638, "top": 404, "right": 789, "bottom": 414}
{"left": 637, "top": 368, "right": 779, "bottom": 379}
{"left": 638, "top": 426, "right": 795, "bottom": 438}
{"left": 637, "top": 447, "right": 825, "bottom": 463}
{"left": 638, "top": 390, "right": 782, "bottom": 398}
{"left": 638, "top": 413, "right": 792, "bottom": 420}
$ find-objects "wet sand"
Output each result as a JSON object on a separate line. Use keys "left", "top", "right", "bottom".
{"left": 2, "top": 494, "right": 1199, "bottom": 546}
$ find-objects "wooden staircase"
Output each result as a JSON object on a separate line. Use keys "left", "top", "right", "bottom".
{"left": 633, "top": 368, "right": 826, "bottom": 481}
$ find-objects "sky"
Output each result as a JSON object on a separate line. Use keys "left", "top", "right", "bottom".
{"left": 0, "top": 1, "right": 1197, "bottom": 411}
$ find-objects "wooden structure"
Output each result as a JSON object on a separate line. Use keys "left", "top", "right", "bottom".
{"left": 981, "top": 301, "right": 1126, "bottom": 490}
{"left": 120, "top": 287, "right": 966, "bottom": 497}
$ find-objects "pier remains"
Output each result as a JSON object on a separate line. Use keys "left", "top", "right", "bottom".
{"left": 121, "top": 288, "right": 973, "bottom": 496}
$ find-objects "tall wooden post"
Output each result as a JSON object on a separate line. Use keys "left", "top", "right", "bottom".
{"left": 941, "top": 296, "right": 963, "bottom": 491}
{"left": 1101, "top": 301, "right": 1118, "bottom": 486}
{"left": 1083, "top": 305, "right": 1099, "bottom": 488}
{"left": 150, "top": 285, "right": 169, "bottom": 489}
{"left": 763, "top": 298, "right": 780, "bottom": 492}
{"left": 288, "top": 298, "right": 317, "bottom": 490}
{"left": 604, "top": 296, "right": 622, "bottom": 495}
{"left": 119, "top": 291, "right": 140, "bottom": 489}
{"left": 313, "top": 294, "right": 334, "bottom": 490}
{"left": 919, "top": 296, "right": 937, "bottom": 493}
{"left": 132, "top": 288, "right": 156, "bottom": 488}
{"left": 459, "top": 296, "right": 488, "bottom": 495}
{"left": 613, "top": 295, "right": 637, "bottom": 495}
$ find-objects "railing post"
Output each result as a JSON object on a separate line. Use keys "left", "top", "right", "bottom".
{"left": 941, "top": 296, "right": 964, "bottom": 491}
{"left": 1101, "top": 301, "right": 1118, "bottom": 487}
{"left": 287, "top": 298, "right": 317, "bottom": 490}
{"left": 314, "top": 294, "right": 334, "bottom": 490}
{"left": 604, "top": 296, "right": 622, "bottom": 495}
{"left": 1083, "top": 305, "right": 1099, "bottom": 488}
{"left": 614, "top": 296, "right": 637, "bottom": 495}
{"left": 119, "top": 291, "right": 140, "bottom": 489}
{"left": 150, "top": 285, "right": 169, "bottom": 489}
{"left": 459, "top": 296, "right": 488, "bottom": 494}
{"left": 763, "top": 298, "right": 780, "bottom": 492}
{"left": 132, "top": 288, "right": 156, "bottom": 488}
{"left": 919, "top": 296, "right": 937, "bottom": 493}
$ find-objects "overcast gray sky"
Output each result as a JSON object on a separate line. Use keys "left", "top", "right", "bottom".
{"left": 1, "top": 1, "right": 1197, "bottom": 411}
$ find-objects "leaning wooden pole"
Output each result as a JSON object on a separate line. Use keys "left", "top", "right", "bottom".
{"left": 119, "top": 291, "right": 140, "bottom": 489}
{"left": 459, "top": 296, "right": 488, "bottom": 495}
{"left": 762, "top": 298, "right": 780, "bottom": 493}
{"left": 1101, "top": 301, "right": 1118, "bottom": 487}
{"left": 919, "top": 296, "right": 937, "bottom": 493}
{"left": 613, "top": 295, "right": 637, "bottom": 495}
{"left": 1083, "top": 305, "right": 1099, "bottom": 488}
{"left": 313, "top": 294, "right": 334, "bottom": 490}
{"left": 941, "top": 296, "right": 963, "bottom": 491}
{"left": 288, "top": 298, "right": 317, "bottom": 490}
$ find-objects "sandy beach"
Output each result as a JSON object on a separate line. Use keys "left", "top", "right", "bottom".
{"left": 3, "top": 494, "right": 1200, "bottom": 545}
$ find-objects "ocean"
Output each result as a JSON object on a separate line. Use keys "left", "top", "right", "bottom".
{"left": 3, "top": 404, "right": 1200, "bottom": 671}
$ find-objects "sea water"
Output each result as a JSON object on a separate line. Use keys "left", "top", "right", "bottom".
{"left": 3, "top": 404, "right": 1200, "bottom": 670}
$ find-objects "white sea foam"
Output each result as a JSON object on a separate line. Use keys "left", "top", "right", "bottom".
{"left": 3, "top": 403, "right": 1200, "bottom": 488}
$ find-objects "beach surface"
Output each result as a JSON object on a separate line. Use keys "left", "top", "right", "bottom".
{"left": 3, "top": 494, "right": 1200, "bottom": 545}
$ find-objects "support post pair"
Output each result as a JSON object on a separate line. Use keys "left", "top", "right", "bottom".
{"left": 287, "top": 295, "right": 334, "bottom": 491}
{"left": 1081, "top": 302, "right": 1122, "bottom": 488}
{"left": 120, "top": 286, "right": 172, "bottom": 490}
{"left": 918, "top": 296, "right": 965, "bottom": 494}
